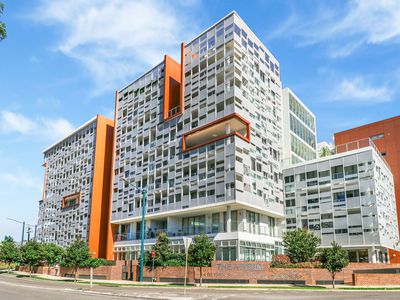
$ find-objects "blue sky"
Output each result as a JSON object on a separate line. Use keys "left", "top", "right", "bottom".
{"left": 1, "top": 0, "right": 399, "bottom": 241}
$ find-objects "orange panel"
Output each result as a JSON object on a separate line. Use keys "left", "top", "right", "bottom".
{"left": 163, "top": 43, "right": 185, "bottom": 121}
{"left": 41, "top": 162, "right": 48, "bottom": 201}
{"left": 389, "top": 249, "right": 400, "bottom": 263}
{"left": 105, "top": 91, "right": 119, "bottom": 260}
{"left": 61, "top": 192, "right": 81, "bottom": 209}
{"left": 88, "top": 114, "right": 114, "bottom": 259}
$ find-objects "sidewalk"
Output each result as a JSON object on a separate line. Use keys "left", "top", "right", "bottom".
{"left": 11, "top": 271, "right": 400, "bottom": 290}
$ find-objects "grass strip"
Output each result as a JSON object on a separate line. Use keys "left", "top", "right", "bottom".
{"left": 207, "top": 285, "right": 326, "bottom": 290}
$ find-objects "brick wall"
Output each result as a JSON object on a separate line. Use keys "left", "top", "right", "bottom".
{"left": 354, "top": 273, "right": 400, "bottom": 286}
{"left": 19, "top": 261, "right": 400, "bottom": 285}
{"left": 60, "top": 260, "right": 125, "bottom": 280}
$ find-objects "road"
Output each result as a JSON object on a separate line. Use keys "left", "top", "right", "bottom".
{"left": 1, "top": 273, "right": 400, "bottom": 300}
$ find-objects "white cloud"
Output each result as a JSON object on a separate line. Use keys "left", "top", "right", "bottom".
{"left": 40, "top": 117, "right": 75, "bottom": 141}
{"left": 332, "top": 77, "right": 393, "bottom": 103}
{"left": 272, "top": 0, "right": 400, "bottom": 57}
{"left": 0, "top": 171, "right": 42, "bottom": 192}
{"left": 0, "top": 111, "right": 36, "bottom": 134}
{"left": 0, "top": 110, "right": 74, "bottom": 141}
{"left": 33, "top": 0, "right": 200, "bottom": 94}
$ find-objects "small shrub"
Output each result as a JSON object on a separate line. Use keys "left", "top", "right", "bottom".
{"left": 271, "top": 254, "right": 290, "bottom": 266}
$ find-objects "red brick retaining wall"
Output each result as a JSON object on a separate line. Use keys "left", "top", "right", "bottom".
{"left": 354, "top": 273, "right": 400, "bottom": 286}
{"left": 19, "top": 261, "right": 400, "bottom": 285}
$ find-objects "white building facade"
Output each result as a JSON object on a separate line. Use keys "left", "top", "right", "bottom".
{"left": 111, "top": 11, "right": 285, "bottom": 262}
{"left": 283, "top": 141, "right": 398, "bottom": 263}
{"left": 282, "top": 88, "right": 317, "bottom": 165}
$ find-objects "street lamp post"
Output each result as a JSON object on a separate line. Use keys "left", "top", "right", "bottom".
{"left": 139, "top": 189, "right": 147, "bottom": 283}
{"left": 120, "top": 177, "right": 147, "bottom": 282}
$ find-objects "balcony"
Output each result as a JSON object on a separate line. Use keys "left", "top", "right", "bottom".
{"left": 114, "top": 224, "right": 225, "bottom": 242}
{"left": 182, "top": 113, "right": 250, "bottom": 152}
{"left": 114, "top": 221, "right": 278, "bottom": 243}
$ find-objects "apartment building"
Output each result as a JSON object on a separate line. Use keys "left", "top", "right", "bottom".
{"left": 37, "top": 115, "right": 114, "bottom": 259}
{"left": 283, "top": 139, "right": 398, "bottom": 263}
{"left": 111, "top": 11, "right": 285, "bottom": 262}
{"left": 282, "top": 88, "right": 317, "bottom": 165}
{"left": 335, "top": 116, "right": 400, "bottom": 225}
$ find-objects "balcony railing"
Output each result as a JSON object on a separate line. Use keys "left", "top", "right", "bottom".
{"left": 114, "top": 225, "right": 225, "bottom": 242}
{"left": 114, "top": 221, "right": 278, "bottom": 242}
{"left": 335, "top": 138, "right": 390, "bottom": 171}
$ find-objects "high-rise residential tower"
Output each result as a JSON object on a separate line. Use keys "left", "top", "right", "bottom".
{"left": 37, "top": 115, "right": 114, "bottom": 259}
{"left": 283, "top": 139, "right": 398, "bottom": 263}
{"left": 282, "top": 88, "right": 317, "bottom": 165}
{"left": 111, "top": 11, "right": 285, "bottom": 261}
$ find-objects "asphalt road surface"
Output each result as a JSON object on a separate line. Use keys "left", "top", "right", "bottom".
{"left": 1, "top": 273, "right": 400, "bottom": 300}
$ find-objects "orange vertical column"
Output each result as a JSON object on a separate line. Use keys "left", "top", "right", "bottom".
{"left": 88, "top": 114, "right": 114, "bottom": 258}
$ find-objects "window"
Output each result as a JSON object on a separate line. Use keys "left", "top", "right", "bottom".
{"left": 285, "top": 175, "right": 294, "bottom": 184}
{"left": 319, "top": 170, "right": 330, "bottom": 178}
{"left": 370, "top": 133, "right": 384, "bottom": 141}
{"left": 286, "top": 199, "right": 295, "bottom": 207}
{"left": 212, "top": 213, "right": 220, "bottom": 233}
{"left": 344, "top": 165, "right": 358, "bottom": 176}
{"left": 182, "top": 215, "right": 205, "bottom": 235}
{"left": 306, "top": 170, "right": 317, "bottom": 179}
{"left": 62, "top": 193, "right": 80, "bottom": 209}
{"left": 333, "top": 192, "right": 345, "bottom": 202}
{"left": 346, "top": 189, "right": 359, "bottom": 198}
{"left": 331, "top": 165, "right": 344, "bottom": 179}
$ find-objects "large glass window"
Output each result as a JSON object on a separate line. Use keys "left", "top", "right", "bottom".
{"left": 290, "top": 134, "right": 316, "bottom": 161}
{"left": 231, "top": 210, "right": 238, "bottom": 232}
{"left": 239, "top": 241, "right": 274, "bottom": 261}
{"left": 289, "top": 114, "right": 316, "bottom": 148}
{"left": 182, "top": 215, "right": 205, "bottom": 235}
{"left": 289, "top": 93, "right": 315, "bottom": 131}
{"left": 215, "top": 240, "right": 237, "bottom": 261}
{"left": 212, "top": 213, "right": 220, "bottom": 233}
{"left": 246, "top": 211, "right": 260, "bottom": 234}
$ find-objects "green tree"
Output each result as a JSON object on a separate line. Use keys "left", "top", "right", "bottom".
{"left": 20, "top": 240, "right": 44, "bottom": 276}
{"left": 84, "top": 257, "right": 108, "bottom": 269}
{"left": 320, "top": 146, "right": 333, "bottom": 157}
{"left": 144, "top": 233, "right": 184, "bottom": 267}
{"left": 61, "top": 239, "right": 91, "bottom": 281}
{"left": 283, "top": 229, "right": 320, "bottom": 263}
{"left": 319, "top": 242, "right": 349, "bottom": 288}
{"left": 42, "top": 243, "right": 65, "bottom": 274}
{"left": 188, "top": 233, "right": 216, "bottom": 286}
{"left": 0, "top": 2, "right": 6, "bottom": 41}
{"left": 0, "top": 236, "right": 19, "bottom": 273}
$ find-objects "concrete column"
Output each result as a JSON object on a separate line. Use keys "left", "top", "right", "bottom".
{"left": 370, "top": 247, "right": 377, "bottom": 263}
{"left": 227, "top": 206, "right": 232, "bottom": 233}
{"left": 225, "top": 124, "right": 231, "bottom": 135}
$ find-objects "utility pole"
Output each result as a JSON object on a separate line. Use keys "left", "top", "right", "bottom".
{"left": 139, "top": 189, "right": 147, "bottom": 283}
{"left": 7, "top": 218, "right": 36, "bottom": 246}
{"left": 27, "top": 227, "right": 31, "bottom": 242}
{"left": 33, "top": 225, "right": 37, "bottom": 241}
{"left": 21, "top": 221, "right": 25, "bottom": 245}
